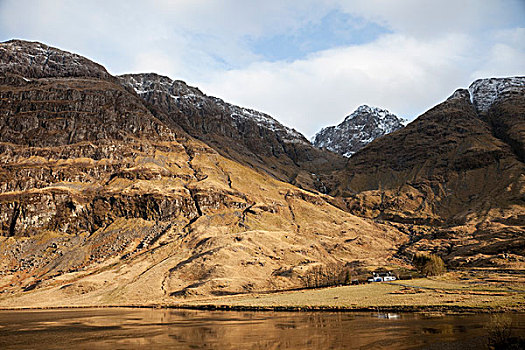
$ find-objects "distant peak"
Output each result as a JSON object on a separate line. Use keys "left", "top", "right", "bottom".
{"left": 356, "top": 104, "right": 372, "bottom": 110}
{"left": 354, "top": 104, "right": 375, "bottom": 113}
{"left": 344, "top": 105, "right": 399, "bottom": 123}
{"left": 313, "top": 104, "right": 405, "bottom": 157}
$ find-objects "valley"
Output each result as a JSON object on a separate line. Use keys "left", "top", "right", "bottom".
{"left": 0, "top": 40, "right": 523, "bottom": 310}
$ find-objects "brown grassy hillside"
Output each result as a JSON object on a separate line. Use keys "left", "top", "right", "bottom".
{"left": 0, "top": 40, "right": 407, "bottom": 306}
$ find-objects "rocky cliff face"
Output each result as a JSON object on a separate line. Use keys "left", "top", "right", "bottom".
{"left": 469, "top": 77, "right": 525, "bottom": 162}
{"left": 118, "top": 73, "right": 346, "bottom": 192}
{"left": 0, "top": 40, "right": 407, "bottom": 306}
{"left": 313, "top": 105, "right": 405, "bottom": 157}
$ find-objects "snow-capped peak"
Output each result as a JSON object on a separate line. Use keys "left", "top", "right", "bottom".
{"left": 313, "top": 104, "right": 405, "bottom": 157}
{"left": 345, "top": 105, "right": 401, "bottom": 123}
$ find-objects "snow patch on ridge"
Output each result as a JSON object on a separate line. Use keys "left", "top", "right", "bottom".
{"left": 468, "top": 77, "right": 525, "bottom": 113}
{"left": 447, "top": 89, "right": 470, "bottom": 102}
{"left": 0, "top": 40, "right": 110, "bottom": 79}
{"left": 119, "top": 73, "right": 307, "bottom": 144}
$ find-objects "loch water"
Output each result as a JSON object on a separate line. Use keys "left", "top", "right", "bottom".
{"left": 0, "top": 308, "right": 524, "bottom": 349}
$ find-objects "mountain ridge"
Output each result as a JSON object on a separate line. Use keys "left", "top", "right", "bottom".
{"left": 332, "top": 80, "right": 524, "bottom": 266}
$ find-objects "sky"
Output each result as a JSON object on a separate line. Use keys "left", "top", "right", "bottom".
{"left": 1, "top": 0, "right": 524, "bottom": 138}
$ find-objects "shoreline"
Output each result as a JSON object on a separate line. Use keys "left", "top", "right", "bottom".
{"left": 1, "top": 274, "right": 523, "bottom": 314}
{"left": 0, "top": 303, "right": 522, "bottom": 314}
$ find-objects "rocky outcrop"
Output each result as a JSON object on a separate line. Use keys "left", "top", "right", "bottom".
{"left": 471, "top": 77, "right": 525, "bottom": 162}
{"left": 313, "top": 105, "right": 405, "bottom": 157}
{"left": 468, "top": 76, "right": 525, "bottom": 113}
{"left": 0, "top": 78, "right": 175, "bottom": 147}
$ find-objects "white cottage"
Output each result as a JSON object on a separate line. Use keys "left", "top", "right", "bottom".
{"left": 367, "top": 271, "right": 396, "bottom": 282}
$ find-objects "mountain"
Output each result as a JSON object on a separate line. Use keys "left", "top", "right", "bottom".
{"left": 332, "top": 77, "right": 525, "bottom": 267}
{"left": 0, "top": 40, "right": 406, "bottom": 306}
{"left": 119, "top": 73, "right": 346, "bottom": 193}
{"left": 313, "top": 105, "right": 405, "bottom": 157}
{"left": 0, "top": 40, "right": 523, "bottom": 308}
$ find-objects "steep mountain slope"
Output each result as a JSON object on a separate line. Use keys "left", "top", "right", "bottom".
{"left": 0, "top": 40, "right": 406, "bottom": 307}
{"left": 313, "top": 105, "right": 405, "bottom": 157}
{"left": 118, "top": 73, "right": 346, "bottom": 192}
{"left": 332, "top": 78, "right": 525, "bottom": 266}
{"left": 469, "top": 77, "right": 525, "bottom": 162}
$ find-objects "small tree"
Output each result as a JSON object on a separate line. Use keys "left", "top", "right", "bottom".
{"left": 413, "top": 253, "right": 446, "bottom": 276}
{"left": 304, "top": 263, "right": 352, "bottom": 288}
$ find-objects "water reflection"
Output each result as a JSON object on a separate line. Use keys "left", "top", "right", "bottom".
{"left": 0, "top": 308, "right": 523, "bottom": 349}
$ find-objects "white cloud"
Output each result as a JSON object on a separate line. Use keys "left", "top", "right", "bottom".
{"left": 132, "top": 51, "right": 177, "bottom": 77}
{"left": 0, "top": 0, "right": 523, "bottom": 138}
{"left": 470, "top": 27, "right": 525, "bottom": 79}
{"left": 471, "top": 43, "right": 525, "bottom": 80}
{"left": 337, "top": 0, "right": 525, "bottom": 38}
{"left": 194, "top": 1, "right": 525, "bottom": 137}
{"left": 198, "top": 33, "right": 477, "bottom": 137}
{"left": 0, "top": 0, "right": 339, "bottom": 80}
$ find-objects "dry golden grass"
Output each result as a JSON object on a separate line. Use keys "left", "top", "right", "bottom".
{"left": 181, "top": 271, "right": 525, "bottom": 312}
{"left": 0, "top": 136, "right": 411, "bottom": 308}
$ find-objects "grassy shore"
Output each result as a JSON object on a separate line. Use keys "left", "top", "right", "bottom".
{"left": 0, "top": 270, "right": 523, "bottom": 312}
{"left": 178, "top": 270, "right": 525, "bottom": 313}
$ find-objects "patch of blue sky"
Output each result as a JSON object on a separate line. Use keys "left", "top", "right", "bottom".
{"left": 247, "top": 10, "right": 390, "bottom": 62}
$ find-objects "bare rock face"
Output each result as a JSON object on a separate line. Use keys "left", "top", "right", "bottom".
{"left": 470, "top": 77, "right": 525, "bottom": 162}
{"left": 468, "top": 76, "right": 525, "bottom": 113}
{"left": 0, "top": 78, "right": 174, "bottom": 147}
{"left": 313, "top": 105, "right": 405, "bottom": 157}
{"left": 119, "top": 73, "right": 347, "bottom": 192}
